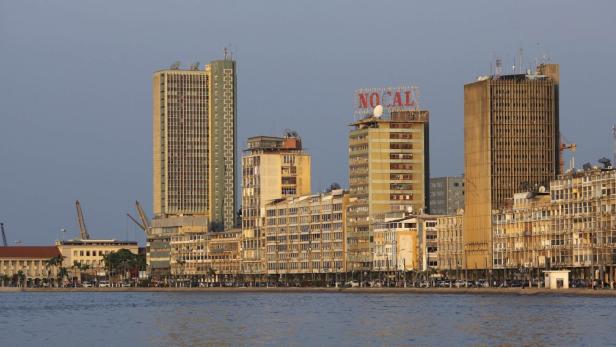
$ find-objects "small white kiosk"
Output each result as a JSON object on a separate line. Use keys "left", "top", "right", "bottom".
{"left": 544, "top": 270, "right": 570, "bottom": 289}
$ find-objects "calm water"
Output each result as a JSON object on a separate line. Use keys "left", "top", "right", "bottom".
{"left": 1, "top": 292, "right": 615, "bottom": 347}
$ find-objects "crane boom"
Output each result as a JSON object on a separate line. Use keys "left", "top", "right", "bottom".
{"left": 127, "top": 213, "right": 145, "bottom": 231}
{"left": 1, "top": 223, "right": 7, "bottom": 247}
{"left": 135, "top": 201, "right": 151, "bottom": 230}
{"left": 75, "top": 200, "right": 91, "bottom": 240}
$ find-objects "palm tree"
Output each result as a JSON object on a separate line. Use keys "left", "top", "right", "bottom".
{"left": 0, "top": 274, "right": 9, "bottom": 287}
{"left": 57, "top": 267, "right": 69, "bottom": 287}
{"left": 16, "top": 270, "right": 26, "bottom": 288}
{"left": 46, "top": 255, "right": 65, "bottom": 287}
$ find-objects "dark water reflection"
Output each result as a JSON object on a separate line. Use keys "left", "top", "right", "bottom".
{"left": 1, "top": 292, "right": 615, "bottom": 346}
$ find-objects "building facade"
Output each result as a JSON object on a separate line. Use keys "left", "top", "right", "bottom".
{"left": 429, "top": 176, "right": 464, "bottom": 215}
{"left": 56, "top": 239, "right": 139, "bottom": 275}
{"left": 492, "top": 167, "right": 616, "bottom": 283}
{"left": 241, "top": 133, "right": 311, "bottom": 275}
{"left": 436, "top": 213, "right": 464, "bottom": 271}
{"left": 0, "top": 246, "right": 61, "bottom": 285}
{"left": 263, "top": 189, "right": 348, "bottom": 279}
{"left": 347, "top": 110, "right": 429, "bottom": 271}
{"left": 150, "top": 58, "right": 237, "bottom": 276}
{"left": 464, "top": 63, "right": 560, "bottom": 269}
{"left": 169, "top": 229, "right": 241, "bottom": 281}
{"left": 371, "top": 212, "right": 438, "bottom": 273}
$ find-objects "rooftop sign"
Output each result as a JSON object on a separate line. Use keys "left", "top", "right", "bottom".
{"left": 354, "top": 86, "right": 420, "bottom": 116}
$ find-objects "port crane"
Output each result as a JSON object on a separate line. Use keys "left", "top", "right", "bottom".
{"left": 127, "top": 201, "right": 151, "bottom": 238}
{"left": 75, "top": 200, "right": 91, "bottom": 240}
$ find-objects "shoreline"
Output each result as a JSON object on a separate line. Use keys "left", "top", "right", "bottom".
{"left": 2, "top": 286, "right": 616, "bottom": 296}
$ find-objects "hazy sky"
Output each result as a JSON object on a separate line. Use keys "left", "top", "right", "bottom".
{"left": 1, "top": 1, "right": 615, "bottom": 245}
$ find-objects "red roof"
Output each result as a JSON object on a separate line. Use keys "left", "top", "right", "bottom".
{"left": 0, "top": 246, "right": 61, "bottom": 259}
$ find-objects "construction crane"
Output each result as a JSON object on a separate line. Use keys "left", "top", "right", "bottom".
{"left": 559, "top": 133, "right": 577, "bottom": 173}
{"left": 135, "top": 201, "right": 151, "bottom": 231}
{"left": 75, "top": 200, "right": 91, "bottom": 240}
{"left": 127, "top": 201, "right": 151, "bottom": 237}
{"left": 1, "top": 223, "right": 7, "bottom": 247}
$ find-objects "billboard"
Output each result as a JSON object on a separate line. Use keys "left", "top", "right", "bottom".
{"left": 354, "top": 86, "right": 419, "bottom": 116}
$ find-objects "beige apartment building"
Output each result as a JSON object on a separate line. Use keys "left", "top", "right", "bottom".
{"left": 263, "top": 189, "right": 348, "bottom": 280}
{"left": 491, "top": 167, "right": 616, "bottom": 283}
{"left": 347, "top": 110, "right": 429, "bottom": 271}
{"left": 464, "top": 63, "right": 560, "bottom": 269}
{"left": 372, "top": 212, "right": 438, "bottom": 273}
{"left": 150, "top": 58, "right": 237, "bottom": 277}
{"left": 372, "top": 212, "right": 419, "bottom": 272}
{"left": 241, "top": 133, "right": 311, "bottom": 276}
{"left": 436, "top": 212, "right": 464, "bottom": 272}
{"left": 169, "top": 229, "right": 241, "bottom": 281}
{"left": 56, "top": 239, "right": 139, "bottom": 275}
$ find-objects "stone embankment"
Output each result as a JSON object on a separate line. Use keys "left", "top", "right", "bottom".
{"left": 2, "top": 286, "right": 616, "bottom": 296}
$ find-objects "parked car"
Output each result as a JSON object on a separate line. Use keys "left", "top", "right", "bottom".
{"left": 82, "top": 281, "right": 93, "bottom": 288}
{"left": 98, "top": 280, "right": 110, "bottom": 288}
{"left": 345, "top": 280, "right": 360, "bottom": 288}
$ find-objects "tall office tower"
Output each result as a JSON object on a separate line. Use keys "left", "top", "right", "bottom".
{"left": 152, "top": 58, "right": 236, "bottom": 229}
{"left": 347, "top": 110, "right": 429, "bottom": 271}
{"left": 241, "top": 132, "right": 311, "bottom": 275}
{"left": 429, "top": 176, "right": 465, "bottom": 215}
{"left": 464, "top": 63, "right": 560, "bottom": 270}
{"left": 150, "top": 58, "right": 236, "bottom": 277}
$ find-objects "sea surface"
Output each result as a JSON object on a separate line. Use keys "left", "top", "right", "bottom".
{"left": 0, "top": 292, "right": 615, "bottom": 346}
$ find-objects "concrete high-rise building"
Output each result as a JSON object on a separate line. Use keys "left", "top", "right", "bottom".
{"left": 429, "top": 176, "right": 464, "bottom": 215}
{"left": 347, "top": 110, "right": 429, "bottom": 271}
{"left": 150, "top": 58, "right": 237, "bottom": 277}
{"left": 241, "top": 133, "right": 311, "bottom": 275}
{"left": 463, "top": 63, "right": 560, "bottom": 270}
{"left": 264, "top": 189, "right": 348, "bottom": 278}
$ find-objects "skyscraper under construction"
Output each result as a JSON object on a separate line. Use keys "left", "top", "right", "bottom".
{"left": 463, "top": 63, "right": 560, "bottom": 270}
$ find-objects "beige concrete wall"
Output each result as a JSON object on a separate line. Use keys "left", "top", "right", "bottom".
{"left": 464, "top": 80, "right": 493, "bottom": 269}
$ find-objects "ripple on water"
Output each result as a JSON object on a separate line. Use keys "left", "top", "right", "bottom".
{"left": 1, "top": 292, "right": 615, "bottom": 346}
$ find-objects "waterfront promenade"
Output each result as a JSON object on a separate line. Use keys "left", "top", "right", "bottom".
{"left": 3, "top": 286, "right": 616, "bottom": 296}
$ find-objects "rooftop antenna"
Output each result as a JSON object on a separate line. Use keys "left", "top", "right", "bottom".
{"left": 224, "top": 47, "right": 229, "bottom": 60}
{"left": 495, "top": 58, "right": 503, "bottom": 77}
{"left": 518, "top": 46, "right": 524, "bottom": 74}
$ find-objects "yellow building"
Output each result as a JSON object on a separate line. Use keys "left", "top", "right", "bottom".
{"left": 151, "top": 58, "right": 237, "bottom": 277}
{"left": 372, "top": 213, "right": 419, "bottom": 272}
{"left": 169, "top": 229, "right": 241, "bottom": 281}
{"left": 241, "top": 133, "right": 311, "bottom": 275}
{"left": 263, "top": 189, "right": 348, "bottom": 280}
{"left": 56, "top": 239, "right": 139, "bottom": 275}
{"left": 490, "top": 167, "right": 616, "bottom": 284}
{"left": 0, "top": 246, "right": 61, "bottom": 286}
{"left": 493, "top": 191, "right": 551, "bottom": 268}
{"left": 436, "top": 212, "right": 464, "bottom": 271}
{"left": 464, "top": 64, "right": 560, "bottom": 269}
{"left": 347, "top": 110, "right": 429, "bottom": 271}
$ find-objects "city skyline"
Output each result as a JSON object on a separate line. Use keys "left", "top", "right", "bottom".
{"left": 2, "top": 1, "right": 616, "bottom": 244}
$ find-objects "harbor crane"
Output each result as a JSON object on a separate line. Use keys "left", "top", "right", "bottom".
{"left": 75, "top": 200, "right": 91, "bottom": 240}
{"left": 127, "top": 201, "right": 152, "bottom": 238}
{"left": 1, "top": 223, "right": 7, "bottom": 247}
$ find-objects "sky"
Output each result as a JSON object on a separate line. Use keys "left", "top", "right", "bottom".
{"left": 1, "top": 0, "right": 615, "bottom": 245}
